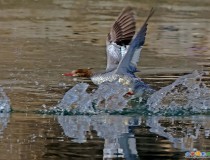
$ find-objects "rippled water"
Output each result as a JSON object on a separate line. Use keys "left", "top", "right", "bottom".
{"left": 1, "top": 0, "right": 210, "bottom": 159}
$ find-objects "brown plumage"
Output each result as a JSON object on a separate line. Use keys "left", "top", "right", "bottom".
{"left": 108, "top": 7, "right": 136, "bottom": 45}
{"left": 63, "top": 68, "right": 93, "bottom": 77}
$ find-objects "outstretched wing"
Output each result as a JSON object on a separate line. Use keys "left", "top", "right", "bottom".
{"left": 115, "top": 8, "right": 154, "bottom": 75}
{"left": 106, "top": 7, "right": 136, "bottom": 71}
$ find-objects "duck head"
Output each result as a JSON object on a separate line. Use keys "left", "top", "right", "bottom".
{"left": 63, "top": 68, "right": 93, "bottom": 78}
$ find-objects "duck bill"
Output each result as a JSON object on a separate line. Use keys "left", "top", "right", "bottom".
{"left": 63, "top": 72, "right": 75, "bottom": 76}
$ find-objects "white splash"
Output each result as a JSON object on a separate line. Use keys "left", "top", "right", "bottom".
{"left": 147, "top": 70, "right": 210, "bottom": 114}
{"left": 56, "top": 70, "right": 210, "bottom": 115}
{"left": 0, "top": 87, "right": 10, "bottom": 136}
{"left": 0, "top": 87, "right": 11, "bottom": 113}
{"left": 56, "top": 81, "right": 130, "bottom": 113}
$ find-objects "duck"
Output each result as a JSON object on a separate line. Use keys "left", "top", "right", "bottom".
{"left": 64, "top": 7, "right": 155, "bottom": 97}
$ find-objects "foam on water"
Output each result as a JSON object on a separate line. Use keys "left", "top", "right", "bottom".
{"left": 147, "top": 70, "right": 210, "bottom": 115}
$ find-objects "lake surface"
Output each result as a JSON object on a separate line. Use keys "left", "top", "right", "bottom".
{"left": 1, "top": 0, "right": 210, "bottom": 159}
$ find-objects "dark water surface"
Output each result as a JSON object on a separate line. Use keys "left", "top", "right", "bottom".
{"left": 1, "top": 0, "right": 210, "bottom": 159}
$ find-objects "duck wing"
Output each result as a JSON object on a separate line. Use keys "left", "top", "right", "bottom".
{"left": 106, "top": 7, "right": 136, "bottom": 71}
{"left": 115, "top": 8, "right": 154, "bottom": 75}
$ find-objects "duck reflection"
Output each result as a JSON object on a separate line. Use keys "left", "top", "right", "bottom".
{"left": 58, "top": 115, "right": 210, "bottom": 159}
{"left": 58, "top": 115, "right": 140, "bottom": 160}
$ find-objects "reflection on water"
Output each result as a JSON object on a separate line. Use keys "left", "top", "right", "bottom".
{"left": 58, "top": 115, "right": 139, "bottom": 159}
{"left": 0, "top": 113, "right": 210, "bottom": 159}
{"left": 0, "top": 113, "right": 9, "bottom": 137}
{"left": 147, "top": 116, "right": 210, "bottom": 151}
{"left": 57, "top": 115, "right": 210, "bottom": 159}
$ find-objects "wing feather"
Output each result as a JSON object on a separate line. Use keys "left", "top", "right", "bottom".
{"left": 115, "top": 8, "right": 155, "bottom": 74}
{"left": 106, "top": 7, "right": 136, "bottom": 71}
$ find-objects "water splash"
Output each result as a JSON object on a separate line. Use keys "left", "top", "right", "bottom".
{"left": 54, "top": 70, "right": 210, "bottom": 116}
{"left": 56, "top": 81, "right": 130, "bottom": 113}
{"left": 147, "top": 70, "right": 210, "bottom": 115}
{"left": 0, "top": 87, "right": 11, "bottom": 113}
{"left": 0, "top": 87, "right": 10, "bottom": 137}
